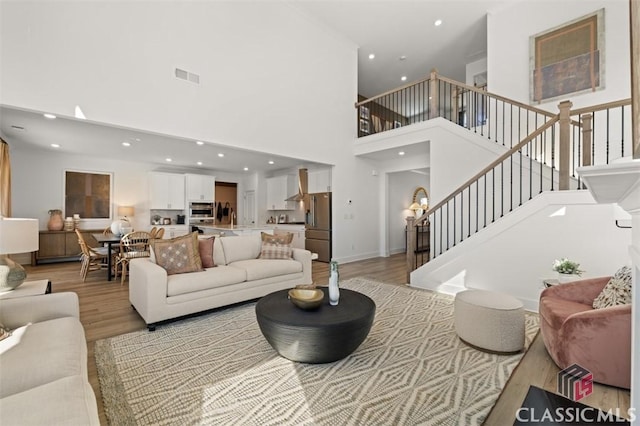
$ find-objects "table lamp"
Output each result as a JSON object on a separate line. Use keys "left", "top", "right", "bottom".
{"left": 0, "top": 217, "right": 39, "bottom": 291}
{"left": 111, "top": 206, "right": 134, "bottom": 236}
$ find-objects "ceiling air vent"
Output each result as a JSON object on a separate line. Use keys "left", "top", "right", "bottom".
{"left": 175, "top": 68, "right": 200, "bottom": 85}
{"left": 10, "top": 125, "right": 25, "bottom": 131}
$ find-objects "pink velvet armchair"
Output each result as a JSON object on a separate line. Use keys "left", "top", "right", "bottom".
{"left": 539, "top": 276, "right": 631, "bottom": 389}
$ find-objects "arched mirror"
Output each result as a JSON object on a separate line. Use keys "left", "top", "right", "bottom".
{"left": 410, "top": 187, "right": 429, "bottom": 218}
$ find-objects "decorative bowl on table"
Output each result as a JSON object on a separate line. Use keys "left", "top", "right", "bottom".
{"left": 288, "top": 288, "right": 324, "bottom": 310}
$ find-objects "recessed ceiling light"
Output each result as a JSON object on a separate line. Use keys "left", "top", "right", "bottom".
{"left": 243, "top": 167, "right": 249, "bottom": 171}
{"left": 51, "top": 143, "right": 60, "bottom": 148}
{"left": 401, "top": 76, "right": 407, "bottom": 81}
{"left": 218, "top": 153, "right": 224, "bottom": 157}
{"left": 43, "top": 113, "right": 56, "bottom": 119}
{"left": 197, "top": 161, "right": 203, "bottom": 166}
{"left": 268, "top": 160, "right": 274, "bottom": 165}
{"left": 434, "top": 19, "right": 443, "bottom": 26}
{"left": 398, "top": 151, "right": 405, "bottom": 156}
{"left": 368, "top": 53, "right": 375, "bottom": 60}
{"left": 196, "top": 141, "right": 204, "bottom": 145}
{"left": 165, "top": 158, "right": 172, "bottom": 162}
{"left": 399, "top": 55, "right": 407, "bottom": 61}
{"left": 122, "top": 142, "right": 131, "bottom": 147}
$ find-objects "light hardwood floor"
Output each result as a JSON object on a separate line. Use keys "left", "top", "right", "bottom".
{"left": 24, "top": 255, "right": 630, "bottom": 425}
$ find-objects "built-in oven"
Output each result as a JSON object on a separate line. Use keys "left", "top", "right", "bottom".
{"left": 189, "top": 202, "right": 215, "bottom": 224}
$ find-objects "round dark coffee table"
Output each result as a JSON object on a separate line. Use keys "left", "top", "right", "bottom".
{"left": 255, "top": 287, "right": 376, "bottom": 363}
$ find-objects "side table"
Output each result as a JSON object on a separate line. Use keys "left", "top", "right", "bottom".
{"left": 0, "top": 280, "right": 51, "bottom": 299}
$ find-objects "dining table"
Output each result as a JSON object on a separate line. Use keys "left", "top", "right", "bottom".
{"left": 92, "top": 233, "right": 122, "bottom": 281}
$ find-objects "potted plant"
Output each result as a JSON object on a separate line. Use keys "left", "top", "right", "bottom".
{"left": 552, "top": 258, "right": 584, "bottom": 283}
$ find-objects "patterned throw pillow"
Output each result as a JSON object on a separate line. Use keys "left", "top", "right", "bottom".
{"left": 150, "top": 232, "right": 203, "bottom": 275}
{"left": 259, "top": 242, "right": 293, "bottom": 260}
{"left": 0, "top": 323, "right": 11, "bottom": 342}
{"left": 198, "top": 236, "right": 216, "bottom": 268}
{"left": 593, "top": 266, "right": 632, "bottom": 309}
{"left": 261, "top": 231, "right": 293, "bottom": 245}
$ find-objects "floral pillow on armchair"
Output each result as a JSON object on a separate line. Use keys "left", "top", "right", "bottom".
{"left": 592, "top": 266, "right": 632, "bottom": 309}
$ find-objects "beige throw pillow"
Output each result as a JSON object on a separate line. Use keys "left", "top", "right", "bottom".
{"left": 0, "top": 323, "right": 11, "bottom": 342}
{"left": 260, "top": 242, "right": 293, "bottom": 260}
{"left": 593, "top": 266, "right": 632, "bottom": 309}
{"left": 150, "top": 232, "right": 203, "bottom": 275}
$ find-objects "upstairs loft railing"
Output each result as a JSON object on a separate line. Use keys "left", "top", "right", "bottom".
{"left": 355, "top": 71, "right": 632, "bottom": 277}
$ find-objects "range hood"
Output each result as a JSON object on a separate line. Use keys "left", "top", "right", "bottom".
{"left": 285, "top": 168, "right": 308, "bottom": 201}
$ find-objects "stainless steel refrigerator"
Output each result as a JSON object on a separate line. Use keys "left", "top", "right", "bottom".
{"left": 305, "top": 192, "right": 332, "bottom": 262}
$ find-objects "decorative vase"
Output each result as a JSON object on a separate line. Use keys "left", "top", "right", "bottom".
{"left": 558, "top": 273, "right": 581, "bottom": 284}
{"left": 47, "top": 209, "right": 64, "bottom": 231}
{"left": 329, "top": 260, "right": 340, "bottom": 306}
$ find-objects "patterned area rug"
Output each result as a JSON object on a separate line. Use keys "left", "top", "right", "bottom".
{"left": 95, "top": 277, "right": 539, "bottom": 425}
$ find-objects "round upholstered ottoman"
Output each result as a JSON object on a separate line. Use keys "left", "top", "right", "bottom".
{"left": 454, "top": 289, "right": 525, "bottom": 353}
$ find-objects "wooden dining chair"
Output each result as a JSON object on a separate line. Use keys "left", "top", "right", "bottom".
{"left": 149, "top": 226, "right": 158, "bottom": 239}
{"left": 75, "top": 229, "right": 110, "bottom": 282}
{"left": 154, "top": 228, "right": 165, "bottom": 239}
{"left": 115, "top": 231, "right": 151, "bottom": 285}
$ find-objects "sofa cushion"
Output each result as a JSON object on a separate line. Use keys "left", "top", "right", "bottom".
{"left": 198, "top": 236, "right": 216, "bottom": 268}
{"left": 539, "top": 297, "right": 593, "bottom": 330}
{"left": 0, "top": 375, "right": 99, "bottom": 426}
{"left": 230, "top": 258, "right": 302, "bottom": 281}
{"left": 151, "top": 232, "right": 203, "bottom": 275}
{"left": 593, "top": 266, "right": 632, "bottom": 309}
{"left": 259, "top": 242, "right": 293, "bottom": 259}
{"left": 0, "top": 317, "right": 86, "bottom": 398}
{"left": 219, "top": 234, "right": 262, "bottom": 264}
{"left": 166, "top": 266, "right": 247, "bottom": 297}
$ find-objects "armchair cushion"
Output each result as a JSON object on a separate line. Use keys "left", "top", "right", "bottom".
{"left": 592, "top": 266, "right": 632, "bottom": 309}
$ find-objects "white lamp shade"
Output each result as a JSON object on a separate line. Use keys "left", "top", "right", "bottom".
{"left": 118, "top": 206, "right": 134, "bottom": 217}
{"left": 0, "top": 218, "right": 39, "bottom": 254}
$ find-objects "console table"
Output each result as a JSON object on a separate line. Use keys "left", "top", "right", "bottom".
{"left": 33, "top": 229, "right": 101, "bottom": 264}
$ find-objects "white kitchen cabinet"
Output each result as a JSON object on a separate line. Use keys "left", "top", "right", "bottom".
{"left": 266, "top": 175, "right": 295, "bottom": 210}
{"left": 158, "top": 225, "right": 189, "bottom": 239}
{"left": 186, "top": 174, "right": 216, "bottom": 201}
{"left": 308, "top": 169, "right": 331, "bottom": 193}
{"left": 149, "top": 172, "right": 186, "bottom": 210}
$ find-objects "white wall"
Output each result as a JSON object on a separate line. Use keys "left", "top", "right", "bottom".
{"left": 0, "top": 1, "right": 381, "bottom": 263}
{"left": 387, "top": 172, "right": 430, "bottom": 254}
{"left": 488, "top": 0, "right": 630, "bottom": 110}
{"left": 411, "top": 190, "right": 632, "bottom": 311}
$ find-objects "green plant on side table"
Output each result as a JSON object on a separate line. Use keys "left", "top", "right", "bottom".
{"left": 552, "top": 258, "right": 584, "bottom": 283}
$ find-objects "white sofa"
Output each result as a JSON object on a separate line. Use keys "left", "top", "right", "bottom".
{"left": 0, "top": 292, "right": 100, "bottom": 426}
{"left": 129, "top": 233, "right": 313, "bottom": 330}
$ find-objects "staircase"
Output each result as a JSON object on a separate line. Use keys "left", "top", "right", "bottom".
{"left": 356, "top": 70, "right": 632, "bottom": 285}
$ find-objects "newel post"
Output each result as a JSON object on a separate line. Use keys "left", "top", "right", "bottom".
{"left": 429, "top": 68, "right": 439, "bottom": 119}
{"left": 558, "top": 100, "right": 573, "bottom": 190}
{"left": 581, "top": 113, "right": 593, "bottom": 167}
{"left": 406, "top": 216, "right": 416, "bottom": 283}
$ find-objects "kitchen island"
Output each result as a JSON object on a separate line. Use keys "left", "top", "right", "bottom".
{"left": 196, "top": 224, "right": 306, "bottom": 249}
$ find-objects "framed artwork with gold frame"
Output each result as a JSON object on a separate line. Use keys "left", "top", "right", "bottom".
{"left": 529, "top": 9, "right": 604, "bottom": 104}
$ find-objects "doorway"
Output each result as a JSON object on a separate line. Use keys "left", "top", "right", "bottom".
{"left": 215, "top": 182, "right": 237, "bottom": 225}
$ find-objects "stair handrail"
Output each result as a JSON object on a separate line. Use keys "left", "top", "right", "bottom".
{"left": 435, "top": 75, "right": 557, "bottom": 119}
{"left": 570, "top": 98, "right": 631, "bottom": 116}
{"left": 414, "top": 116, "right": 560, "bottom": 225}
